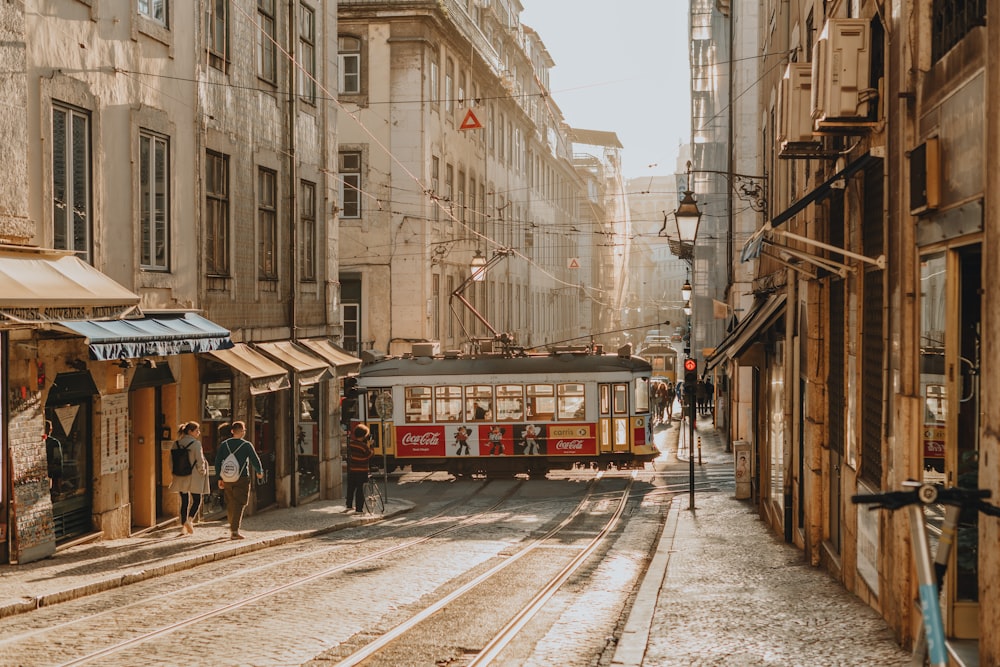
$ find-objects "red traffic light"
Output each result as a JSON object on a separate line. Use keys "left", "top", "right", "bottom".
{"left": 684, "top": 358, "right": 697, "bottom": 372}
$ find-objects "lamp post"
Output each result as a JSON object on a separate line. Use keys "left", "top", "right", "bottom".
{"left": 674, "top": 162, "right": 702, "bottom": 512}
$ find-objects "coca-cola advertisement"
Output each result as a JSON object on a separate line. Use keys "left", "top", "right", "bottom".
{"left": 546, "top": 424, "right": 597, "bottom": 456}
{"left": 396, "top": 425, "right": 447, "bottom": 457}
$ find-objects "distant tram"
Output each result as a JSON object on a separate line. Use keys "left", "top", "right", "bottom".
{"left": 353, "top": 347, "right": 656, "bottom": 477}
{"left": 639, "top": 337, "right": 678, "bottom": 384}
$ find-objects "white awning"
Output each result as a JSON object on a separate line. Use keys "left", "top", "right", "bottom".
{"left": 255, "top": 341, "right": 331, "bottom": 386}
{"left": 0, "top": 246, "right": 140, "bottom": 324}
{"left": 205, "top": 343, "right": 291, "bottom": 395}
{"left": 299, "top": 338, "right": 362, "bottom": 375}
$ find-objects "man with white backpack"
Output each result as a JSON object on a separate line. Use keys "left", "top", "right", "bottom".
{"left": 214, "top": 421, "right": 264, "bottom": 540}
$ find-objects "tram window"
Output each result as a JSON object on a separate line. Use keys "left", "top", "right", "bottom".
{"left": 405, "top": 386, "right": 432, "bottom": 423}
{"left": 600, "top": 385, "right": 611, "bottom": 415}
{"left": 526, "top": 384, "right": 554, "bottom": 420}
{"left": 495, "top": 384, "right": 524, "bottom": 421}
{"left": 635, "top": 377, "right": 650, "bottom": 414}
{"left": 435, "top": 385, "right": 463, "bottom": 422}
{"left": 557, "top": 383, "right": 586, "bottom": 420}
{"left": 465, "top": 385, "right": 493, "bottom": 421}
{"left": 613, "top": 384, "right": 628, "bottom": 414}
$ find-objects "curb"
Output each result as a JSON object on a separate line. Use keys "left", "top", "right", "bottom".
{"left": 611, "top": 495, "right": 682, "bottom": 667}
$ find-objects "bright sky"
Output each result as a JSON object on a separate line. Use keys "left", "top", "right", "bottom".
{"left": 519, "top": 0, "right": 691, "bottom": 181}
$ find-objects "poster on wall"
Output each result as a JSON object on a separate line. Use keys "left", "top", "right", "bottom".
{"left": 856, "top": 481, "right": 880, "bottom": 596}
{"left": 101, "top": 393, "right": 129, "bottom": 475}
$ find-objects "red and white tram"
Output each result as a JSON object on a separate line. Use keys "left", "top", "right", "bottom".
{"left": 354, "top": 347, "right": 657, "bottom": 477}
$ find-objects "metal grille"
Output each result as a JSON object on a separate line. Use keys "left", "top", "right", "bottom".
{"left": 862, "top": 161, "right": 884, "bottom": 260}
{"left": 932, "top": 0, "right": 987, "bottom": 63}
{"left": 860, "top": 272, "right": 884, "bottom": 485}
{"left": 828, "top": 280, "right": 845, "bottom": 456}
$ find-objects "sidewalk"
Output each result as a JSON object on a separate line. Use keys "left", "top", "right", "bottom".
{"left": 0, "top": 495, "right": 412, "bottom": 619}
{"left": 614, "top": 415, "right": 910, "bottom": 666}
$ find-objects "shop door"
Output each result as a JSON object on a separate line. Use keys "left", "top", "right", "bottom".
{"left": 254, "top": 393, "right": 278, "bottom": 509}
{"left": 919, "top": 245, "right": 981, "bottom": 638}
{"left": 45, "top": 383, "right": 93, "bottom": 542}
{"left": 295, "top": 384, "right": 321, "bottom": 502}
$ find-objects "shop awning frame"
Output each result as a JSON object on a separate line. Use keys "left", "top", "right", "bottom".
{"left": 54, "top": 312, "right": 234, "bottom": 361}
{"left": 0, "top": 246, "right": 140, "bottom": 324}
{"left": 205, "top": 343, "right": 291, "bottom": 395}
{"left": 255, "top": 341, "right": 331, "bottom": 386}
{"left": 706, "top": 294, "right": 787, "bottom": 370}
{"left": 299, "top": 338, "right": 362, "bottom": 375}
{"left": 741, "top": 152, "right": 885, "bottom": 271}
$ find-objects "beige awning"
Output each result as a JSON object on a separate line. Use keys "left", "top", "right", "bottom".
{"left": 0, "top": 246, "right": 140, "bottom": 324}
{"left": 705, "top": 294, "right": 787, "bottom": 370}
{"left": 255, "top": 340, "right": 331, "bottom": 386}
{"left": 205, "top": 343, "right": 291, "bottom": 395}
{"left": 299, "top": 338, "right": 362, "bottom": 375}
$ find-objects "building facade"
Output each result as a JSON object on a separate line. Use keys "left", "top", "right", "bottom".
{"left": 697, "top": 0, "right": 1000, "bottom": 660}
{"left": 1, "top": 1, "right": 356, "bottom": 565}
{"left": 335, "top": 0, "right": 621, "bottom": 358}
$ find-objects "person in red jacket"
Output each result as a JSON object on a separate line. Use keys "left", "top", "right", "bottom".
{"left": 346, "top": 423, "right": 373, "bottom": 512}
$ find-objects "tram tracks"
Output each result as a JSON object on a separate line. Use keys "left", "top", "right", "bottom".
{"left": 0, "top": 477, "right": 628, "bottom": 666}
{"left": 327, "top": 474, "right": 637, "bottom": 667}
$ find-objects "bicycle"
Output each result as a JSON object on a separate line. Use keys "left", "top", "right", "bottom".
{"left": 363, "top": 474, "right": 385, "bottom": 515}
{"left": 852, "top": 482, "right": 1000, "bottom": 667}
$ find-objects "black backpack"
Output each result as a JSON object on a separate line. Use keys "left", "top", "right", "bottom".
{"left": 171, "top": 441, "right": 194, "bottom": 476}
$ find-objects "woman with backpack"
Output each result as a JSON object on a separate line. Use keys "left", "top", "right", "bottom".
{"left": 168, "top": 421, "right": 210, "bottom": 536}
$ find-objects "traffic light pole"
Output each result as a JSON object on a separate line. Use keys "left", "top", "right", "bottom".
{"left": 683, "top": 358, "right": 698, "bottom": 511}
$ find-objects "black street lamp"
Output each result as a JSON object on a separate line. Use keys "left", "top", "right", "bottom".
{"left": 673, "top": 162, "right": 702, "bottom": 513}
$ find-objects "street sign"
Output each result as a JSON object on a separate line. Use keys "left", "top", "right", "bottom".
{"left": 374, "top": 391, "right": 393, "bottom": 420}
{"left": 459, "top": 109, "right": 482, "bottom": 130}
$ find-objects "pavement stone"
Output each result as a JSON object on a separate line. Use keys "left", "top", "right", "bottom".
{"left": 0, "top": 495, "right": 412, "bottom": 619}
{"left": 613, "top": 414, "right": 910, "bottom": 666}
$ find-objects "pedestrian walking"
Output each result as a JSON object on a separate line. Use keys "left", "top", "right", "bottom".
{"left": 214, "top": 421, "right": 263, "bottom": 540}
{"left": 664, "top": 381, "right": 676, "bottom": 421}
{"left": 44, "top": 419, "right": 63, "bottom": 498}
{"left": 168, "top": 422, "right": 211, "bottom": 536}
{"left": 346, "top": 423, "right": 373, "bottom": 512}
{"left": 704, "top": 377, "right": 715, "bottom": 414}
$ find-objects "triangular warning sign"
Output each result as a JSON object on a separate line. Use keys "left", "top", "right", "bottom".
{"left": 568, "top": 258, "right": 580, "bottom": 269}
{"left": 459, "top": 109, "right": 483, "bottom": 131}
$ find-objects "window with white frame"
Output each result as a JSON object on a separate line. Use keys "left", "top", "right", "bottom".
{"left": 338, "top": 35, "right": 361, "bottom": 94}
{"left": 205, "top": 0, "right": 227, "bottom": 71}
{"left": 429, "top": 57, "right": 439, "bottom": 106}
{"left": 258, "top": 167, "right": 278, "bottom": 280}
{"left": 258, "top": 0, "right": 276, "bottom": 83}
{"left": 138, "top": 0, "right": 167, "bottom": 25}
{"left": 300, "top": 180, "right": 316, "bottom": 281}
{"left": 139, "top": 130, "right": 169, "bottom": 270}
{"left": 445, "top": 57, "right": 454, "bottom": 113}
{"left": 431, "top": 156, "right": 440, "bottom": 222}
{"left": 298, "top": 3, "right": 316, "bottom": 103}
{"left": 339, "top": 151, "right": 361, "bottom": 218}
{"left": 52, "top": 103, "right": 91, "bottom": 263}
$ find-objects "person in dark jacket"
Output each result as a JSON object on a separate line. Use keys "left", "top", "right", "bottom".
{"left": 214, "top": 421, "right": 263, "bottom": 540}
{"left": 346, "top": 423, "right": 373, "bottom": 512}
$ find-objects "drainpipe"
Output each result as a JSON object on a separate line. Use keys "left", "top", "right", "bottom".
{"left": 287, "top": 0, "right": 299, "bottom": 503}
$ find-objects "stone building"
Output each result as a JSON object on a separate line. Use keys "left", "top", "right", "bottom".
{"left": 1, "top": 1, "right": 356, "bottom": 565}
{"left": 695, "top": 0, "right": 1000, "bottom": 660}
{"left": 335, "top": 0, "right": 622, "bottom": 357}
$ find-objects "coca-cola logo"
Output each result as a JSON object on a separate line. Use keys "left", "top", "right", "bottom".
{"left": 554, "top": 439, "right": 585, "bottom": 451}
{"left": 401, "top": 432, "right": 441, "bottom": 446}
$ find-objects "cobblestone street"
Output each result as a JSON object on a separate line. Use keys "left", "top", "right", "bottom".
{"left": 614, "top": 415, "right": 910, "bottom": 667}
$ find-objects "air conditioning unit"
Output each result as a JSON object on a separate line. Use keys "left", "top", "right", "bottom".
{"left": 777, "top": 63, "right": 819, "bottom": 157}
{"left": 909, "top": 137, "right": 941, "bottom": 215}
{"left": 811, "top": 19, "right": 872, "bottom": 129}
